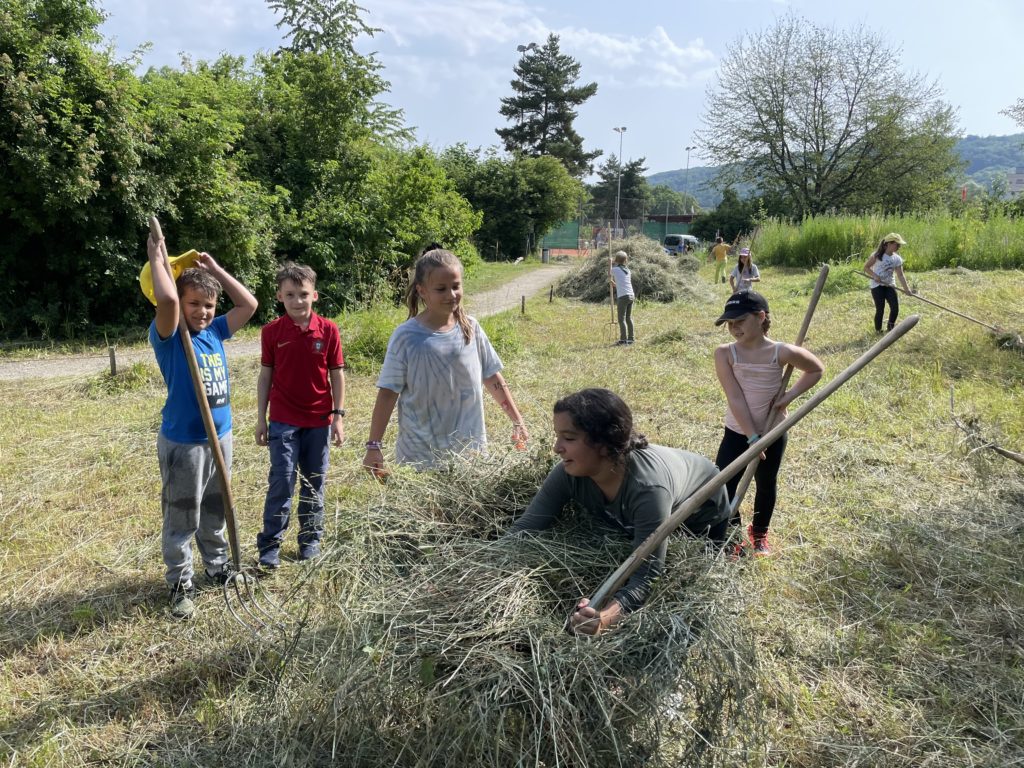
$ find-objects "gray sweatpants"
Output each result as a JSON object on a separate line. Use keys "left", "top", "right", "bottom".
{"left": 157, "top": 432, "right": 232, "bottom": 588}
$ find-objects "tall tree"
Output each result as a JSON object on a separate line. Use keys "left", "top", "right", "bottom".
{"left": 698, "top": 16, "right": 961, "bottom": 216}
{"left": 496, "top": 34, "right": 600, "bottom": 178}
{"left": 1003, "top": 98, "right": 1024, "bottom": 130}
{"left": 588, "top": 156, "right": 651, "bottom": 222}
{"left": 440, "top": 145, "right": 582, "bottom": 259}
{"left": 0, "top": 0, "right": 157, "bottom": 335}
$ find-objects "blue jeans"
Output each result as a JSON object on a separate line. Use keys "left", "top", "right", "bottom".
{"left": 257, "top": 421, "right": 330, "bottom": 554}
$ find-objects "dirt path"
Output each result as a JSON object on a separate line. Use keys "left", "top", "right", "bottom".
{"left": 0, "top": 265, "right": 568, "bottom": 382}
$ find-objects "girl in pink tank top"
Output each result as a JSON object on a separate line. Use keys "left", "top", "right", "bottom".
{"left": 712, "top": 292, "right": 824, "bottom": 556}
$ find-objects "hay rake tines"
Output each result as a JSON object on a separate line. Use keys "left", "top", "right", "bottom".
{"left": 221, "top": 566, "right": 290, "bottom": 638}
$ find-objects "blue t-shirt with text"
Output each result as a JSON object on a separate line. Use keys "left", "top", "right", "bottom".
{"left": 149, "top": 315, "right": 233, "bottom": 443}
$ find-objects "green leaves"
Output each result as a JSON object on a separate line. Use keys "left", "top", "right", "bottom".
{"left": 496, "top": 34, "right": 600, "bottom": 179}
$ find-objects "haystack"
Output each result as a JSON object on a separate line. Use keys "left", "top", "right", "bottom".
{"left": 239, "top": 453, "right": 763, "bottom": 767}
{"left": 557, "top": 236, "right": 711, "bottom": 304}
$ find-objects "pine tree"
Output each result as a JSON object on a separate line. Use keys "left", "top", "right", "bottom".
{"left": 496, "top": 34, "right": 600, "bottom": 178}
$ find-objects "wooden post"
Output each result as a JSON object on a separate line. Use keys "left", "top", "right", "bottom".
{"left": 521, "top": 295, "right": 526, "bottom": 315}
{"left": 549, "top": 285, "right": 554, "bottom": 303}
{"left": 108, "top": 346, "right": 117, "bottom": 376}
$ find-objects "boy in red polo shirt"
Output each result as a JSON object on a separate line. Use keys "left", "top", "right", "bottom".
{"left": 255, "top": 262, "right": 345, "bottom": 568}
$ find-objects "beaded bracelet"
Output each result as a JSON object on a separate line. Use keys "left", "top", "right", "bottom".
{"left": 365, "top": 440, "right": 383, "bottom": 450}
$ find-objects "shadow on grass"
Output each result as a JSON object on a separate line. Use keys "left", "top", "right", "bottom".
{"left": 0, "top": 640, "right": 262, "bottom": 762}
{"left": 789, "top": 479, "right": 1024, "bottom": 764}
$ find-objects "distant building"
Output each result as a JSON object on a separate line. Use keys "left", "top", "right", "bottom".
{"left": 1009, "top": 167, "right": 1024, "bottom": 196}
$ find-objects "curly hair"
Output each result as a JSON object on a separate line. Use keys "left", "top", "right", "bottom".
{"left": 553, "top": 388, "right": 649, "bottom": 464}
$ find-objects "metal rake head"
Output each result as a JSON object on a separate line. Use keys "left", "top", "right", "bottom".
{"left": 221, "top": 566, "right": 293, "bottom": 639}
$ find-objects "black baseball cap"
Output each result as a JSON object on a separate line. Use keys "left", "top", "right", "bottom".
{"left": 714, "top": 291, "right": 770, "bottom": 326}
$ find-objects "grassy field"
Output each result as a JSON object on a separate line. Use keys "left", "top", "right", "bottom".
{"left": 1, "top": 263, "right": 1022, "bottom": 766}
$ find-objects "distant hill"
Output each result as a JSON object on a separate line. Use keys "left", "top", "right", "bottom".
{"left": 648, "top": 133, "right": 1024, "bottom": 208}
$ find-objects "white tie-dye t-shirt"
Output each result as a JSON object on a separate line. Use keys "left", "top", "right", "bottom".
{"left": 377, "top": 316, "right": 503, "bottom": 468}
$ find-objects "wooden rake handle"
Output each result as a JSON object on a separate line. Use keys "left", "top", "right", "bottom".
{"left": 729, "top": 264, "right": 830, "bottom": 515}
{"left": 588, "top": 314, "right": 920, "bottom": 610}
{"left": 149, "top": 216, "right": 244, "bottom": 571}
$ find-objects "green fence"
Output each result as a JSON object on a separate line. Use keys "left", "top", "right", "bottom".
{"left": 541, "top": 219, "right": 693, "bottom": 250}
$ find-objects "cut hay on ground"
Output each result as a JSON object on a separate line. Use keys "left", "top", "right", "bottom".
{"left": 233, "top": 453, "right": 763, "bottom": 767}
{"left": 557, "top": 237, "right": 711, "bottom": 304}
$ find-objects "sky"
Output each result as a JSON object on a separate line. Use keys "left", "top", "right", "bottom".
{"left": 98, "top": 0, "right": 1023, "bottom": 177}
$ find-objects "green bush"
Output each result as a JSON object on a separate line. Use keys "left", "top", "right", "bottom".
{"left": 338, "top": 305, "right": 405, "bottom": 375}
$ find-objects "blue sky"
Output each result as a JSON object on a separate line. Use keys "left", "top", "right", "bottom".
{"left": 99, "top": 0, "right": 1023, "bottom": 176}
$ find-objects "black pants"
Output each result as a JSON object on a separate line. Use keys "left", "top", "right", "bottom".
{"left": 871, "top": 285, "right": 899, "bottom": 331}
{"left": 714, "top": 427, "right": 788, "bottom": 532}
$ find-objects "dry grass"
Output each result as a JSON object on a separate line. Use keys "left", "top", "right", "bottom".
{"left": 1, "top": 263, "right": 1023, "bottom": 766}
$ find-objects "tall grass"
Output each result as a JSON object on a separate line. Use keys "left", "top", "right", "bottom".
{"left": 754, "top": 211, "right": 1024, "bottom": 270}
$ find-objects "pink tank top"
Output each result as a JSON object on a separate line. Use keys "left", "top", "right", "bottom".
{"left": 724, "top": 342, "right": 784, "bottom": 434}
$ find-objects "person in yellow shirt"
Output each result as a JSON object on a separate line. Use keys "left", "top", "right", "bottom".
{"left": 711, "top": 237, "right": 733, "bottom": 285}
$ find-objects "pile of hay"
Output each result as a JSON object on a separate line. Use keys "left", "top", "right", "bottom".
{"left": 558, "top": 237, "right": 710, "bottom": 304}
{"left": 235, "top": 453, "right": 764, "bottom": 767}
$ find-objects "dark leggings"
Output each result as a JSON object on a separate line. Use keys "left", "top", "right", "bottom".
{"left": 714, "top": 427, "right": 788, "bottom": 532}
{"left": 871, "top": 285, "right": 899, "bottom": 331}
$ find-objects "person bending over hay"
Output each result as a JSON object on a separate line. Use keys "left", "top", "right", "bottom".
{"left": 506, "top": 388, "right": 730, "bottom": 635}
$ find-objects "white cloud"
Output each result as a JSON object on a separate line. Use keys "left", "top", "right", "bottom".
{"left": 363, "top": 1, "right": 717, "bottom": 91}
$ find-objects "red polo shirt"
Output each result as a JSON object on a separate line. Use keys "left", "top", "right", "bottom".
{"left": 261, "top": 312, "right": 344, "bottom": 428}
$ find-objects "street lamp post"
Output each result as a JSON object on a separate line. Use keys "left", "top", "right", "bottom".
{"left": 683, "top": 145, "right": 696, "bottom": 216}
{"left": 613, "top": 126, "right": 627, "bottom": 236}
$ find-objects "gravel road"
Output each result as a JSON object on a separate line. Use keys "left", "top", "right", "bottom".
{"left": 0, "top": 265, "right": 568, "bottom": 381}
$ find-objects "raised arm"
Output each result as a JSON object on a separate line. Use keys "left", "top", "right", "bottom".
{"left": 193, "top": 252, "right": 258, "bottom": 335}
{"left": 148, "top": 235, "right": 179, "bottom": 339}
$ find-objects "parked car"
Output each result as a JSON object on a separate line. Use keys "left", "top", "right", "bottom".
{"left": 663, "top": 234, "right": 699, "bottom": 255}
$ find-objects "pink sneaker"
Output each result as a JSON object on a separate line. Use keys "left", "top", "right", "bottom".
{"left": 748, "top": 524, "right": 773, "bottom": 557}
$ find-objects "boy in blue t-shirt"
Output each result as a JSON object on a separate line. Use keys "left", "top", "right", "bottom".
{"left": 147, "top": 234, "right": 258, "bottom": 619}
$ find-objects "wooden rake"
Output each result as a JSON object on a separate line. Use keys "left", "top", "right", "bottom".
{"left": 148, "top": 216, "right": 287, "bottom": 638}
{"left": 586, "top": 314, "right": 920, "bottom": 612}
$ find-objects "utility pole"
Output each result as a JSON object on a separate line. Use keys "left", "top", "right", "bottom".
{"left": 613, "top": 126, "right": 627, "bottom": 237}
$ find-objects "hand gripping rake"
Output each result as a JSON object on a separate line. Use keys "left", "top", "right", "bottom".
{"left": 148, "top": 216, "right": 287, "bottom": 637}
{"left": 586, "top": 314, "right": 920, "bottom": 613}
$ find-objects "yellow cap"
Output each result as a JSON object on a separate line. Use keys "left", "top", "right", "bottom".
{"left": 881, "top": 232, "right": 907, "bottom": 245}
{"left": 138, "top": 250, "right": 200, "bottom": 306}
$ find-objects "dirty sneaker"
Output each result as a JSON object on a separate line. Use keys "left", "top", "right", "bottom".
{"left": 748, "top": 524, "right": 773, "bottom": 557}
{"left": 258, "top": 547, "right": 281, "bottom": 570}
{"left": 169, "top": 581, "right": 196, "bottom": 620}
{"left": 202, "top": 566, "right": 230, "bottom": 589}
